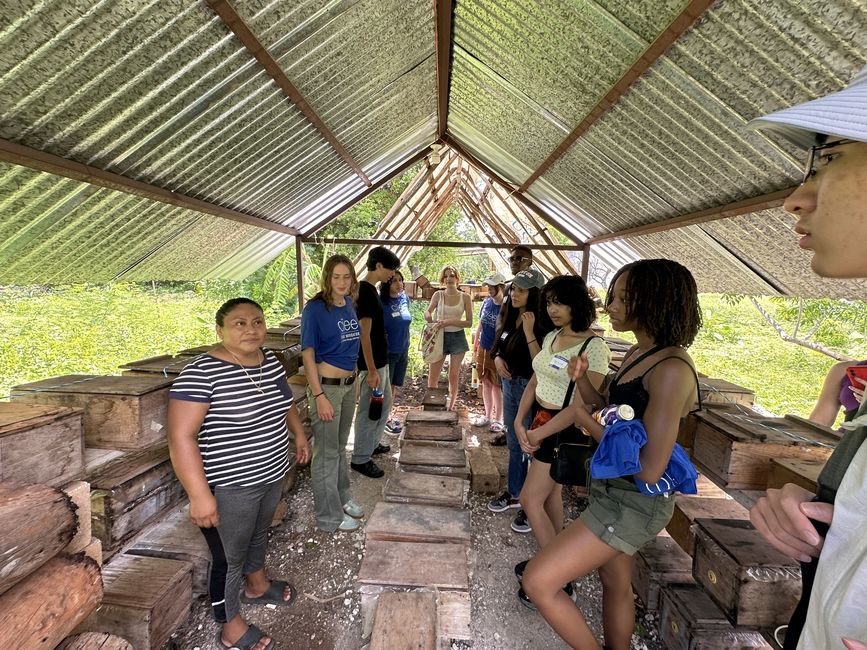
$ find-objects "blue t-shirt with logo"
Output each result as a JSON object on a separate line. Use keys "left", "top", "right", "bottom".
{"left": 383, "top": 292, "right": 412, "bottom": 354}
{"left": 301, "top": 297, "right": 361, "bottom": 371}
{"left": 478, "top": 297, "right": 502, "bottom": 350}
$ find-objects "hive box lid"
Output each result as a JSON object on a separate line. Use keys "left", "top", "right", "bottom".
{"left": 0, "top": 402, "right": 82, "bottom": 435}
{"left": 12, "top": 374, "right": 173, "bottom": 396}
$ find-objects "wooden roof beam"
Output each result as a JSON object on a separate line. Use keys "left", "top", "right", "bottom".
{"left": 0, "top": 137, "right": 300, "bottom": 236}
{"left": 434, "top": 0, "right": 455, "bottom": 137}
{"left": 206, "top": 0, "right": 371, "bottom": 186}
{"left": 518, "top": 0, "right": 715, "bottom": 192}
{"left": 324, "top": 238, "right": 583, "bottom": 251}
{"left": 585, "top": 187, "right": 795, "bottom": 245}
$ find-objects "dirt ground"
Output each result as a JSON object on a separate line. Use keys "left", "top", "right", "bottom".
{"left": 163, "top": 370, "right": 664, "bottom": 650}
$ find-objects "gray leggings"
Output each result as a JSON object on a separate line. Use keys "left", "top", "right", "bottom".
{"left": 208, "top": 480, "right": 282, "bottom": 621}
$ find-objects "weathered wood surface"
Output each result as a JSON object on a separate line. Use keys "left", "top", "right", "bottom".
{"left": 678, "top": 403, "right": 756, "bottom": 450}
{"left": 358, "top": 540, "right": 469, "bottom": 590}
{"left": 666, "top": 495, "right": 749, "bottom": 555}
{"left": 87, "top": 442, "right": 185, "bottom": 557}
{"left": 77, "top": 554, "right": 192, "bottom": 650}
{"left": 263, "top": 339, "right": 302, "bottom": 376}
{"left": 422, "top": 389, "right": 448, "bottom": 411}
{"left": 693, "top": 518, "right": 801, "bottom": 628}
{"left": 366, "top": 502, "right": 470, "bottom": 545}
{"left": 631, "top": 532, "right": 694, "bottom": 612}
{"left": 437, "top": 591, "right": 472, "bottom": 645}
{"left": 767, "top": 457, "right": 824, "bottom": 493}
{"left": 467, "top": 445, "right": 500, "bottom": 494}
{"left": 126, "top": 504, "right": 211, "bottom": 597}
{"left": 402, "top": 422, "right": 463, "bottom": 442}
{"left": 266, "top": 326, "right": 301, "bottom": 345}
{"left": 0, "top": 554, "right": 102, "bottom": 650}
{"left": 11, "top": 374, "right": 173, "bottom": 450}
{"left": 177, "top": 344, "right": 216, "bottom": 355}
{"left": 399, "top": 445, "right": 467, "bottom": 467}
{"left": 691, "top": 409, "right": 836, "bottom": 489}
{"left": 0, "top": 402, "right": 84, "bottom": 486}
{"left": 0, "top": 482, "right": 76, "bottom": 596}
{"left": 383, "top": 472, "right": 467, "bottom": 507}
{"left": 370, "top": 592, "right": 437, "bottom": 650}
{"left": 697, "top": 378, "right": 755, "bottom": 406}
{"left": 406, "top": 410, "right": 458, "bottom": 425}
{"left": 62, "top": 480, "right": 92, "bottom": 554}
{"left": 118, "top": 354, "right": 198, "bottom": 377}
{"left": 56, "top": 632, "right": 134, "bottom": 650}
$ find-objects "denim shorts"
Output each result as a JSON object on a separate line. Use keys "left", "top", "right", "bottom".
{"left": 388, "top": 351, "right": 409, "bottom": 386}
{"left": 442, "top": 330, "right": 469, "bottom": 355}
{"left": 580, "top": 477, "right": 674, "bottom": 555}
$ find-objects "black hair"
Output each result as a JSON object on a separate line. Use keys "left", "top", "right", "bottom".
{"left": 542, "top": 275, "right": 596, "bottom": 333}
{"left": 511, "top": 244, "right": 532, "bottom": 258}
{"left": 216, "top": 298, "right": 263, "bottom": 326}
{"left": 494, "top": 285, "right": 554, "bottom": 345}
{"left": 379, "top": 270, "right": 404, "bottom": 304}
{"left": 606, "top": 259, "right": 702, "bottom": 348}
{"left": 366, "top": 246, "right": 401, "bottom": 272}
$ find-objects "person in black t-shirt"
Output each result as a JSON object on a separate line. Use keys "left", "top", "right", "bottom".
{"left": 350, "top": 246, "right": 401, "bottom": 479}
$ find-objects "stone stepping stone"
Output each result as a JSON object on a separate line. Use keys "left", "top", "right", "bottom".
{"left": 366, "top": 502, "right": 470, "bottom": 545}
{"left": 422, "top": 388, "right": 448, "bottom": 411}
{"left": 406, "top": 410, "right": 458, "bottom": 426}
{"left": 370, "top": 592, "right": 437, "bottom": 650}
{"left": 399, "top": 444, "right": 466, "bottom": 467}
{"left": 383, "top": 471, "right": 467, "bottom": 507}
{"left": 358, "top": 540, "right": 469, "bottom": 590}
{"left": 402, "top": 422, "right": 463, "bottom": 442}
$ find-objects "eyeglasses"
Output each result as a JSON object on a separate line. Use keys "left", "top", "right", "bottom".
{"left": 508, "top": 255, "right": 529, "bottom": 263}
{"left": 801, "top": 139, "right": 856, "bottom": 185}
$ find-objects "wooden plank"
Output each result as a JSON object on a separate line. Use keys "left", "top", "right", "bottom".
{"left": 631, "top": 532, "right": 694, "bottom": 612}
{"left": 56, "top": 632, "right": 134, "bottom": 650}
{"left": 406, "top": 410, "right": 458, "bottom": 425}
{"left": 0, "top": 402, "right": 84, "bottom": 486}
{"left": 403, "top": 423, "right": 463, "bottom": 442}
{"left": 767, "top": 457, "right": 824, "bottom": 492}
{"left": 77, "top": 554, "right": 192, "bottom": 650}
{"left": 358, "top": 540, "right": 469, "bottom": 590}
{"left": 694, "top": 473, "right": 728, "bottom": 498}
{"left": 383, "top": 471, "right": 467, "bottom": 507}
{"left": 370, "top": 592, "right": 437, "bottom": 650}
{"left": 62, "top": 480, "right": 92, "bottom": 554}
{"left": 693, "top": 518, "right": 801, "bottom": 628}
{"left": 366, "top": 503, "right": 470, "bottom": 545}
{"left": 118, "top": 354, "right": 197, "bottom": 377}
{"left": 467, "top": 445, "right": 500, "bottom": 495}
{"left": 659, "top": 584, "right": 741, "bottom": 650}
{"left": 397, "top": 463, "right": 470, "bottom": 480}
{"left": 11, "top": 375, "right": 172, "bottom": 450}
{"left": 666, "top": 495, "right": 749, "bottom": 555}
{"left": 422, "top": 389, "right": 448, "bottom": 411}
{"left": 698, "top": 378, "right": 755, "bottom": 406}
{"left": 125, "top": 504, "right": 211, "bottom": 597}
{"left": 399, "top": 445, "right": 467, "bottom": 468}
{"left": 437, "top": 591, "right": 472, "bottom": 647}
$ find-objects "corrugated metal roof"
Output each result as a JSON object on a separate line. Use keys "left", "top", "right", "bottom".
{"left": 1, "top": 0, "right": 866, "bottom": 299}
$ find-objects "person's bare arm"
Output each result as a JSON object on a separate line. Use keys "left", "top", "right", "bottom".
{"left": 287, "top": 404, "right": 310, "bottom": 466}
{"left": 302, "top": 348, "right": 332, "bottom": 421}
{"left": 810, "top": 361, "right": 848, "bottom": 426}
{"left": 167, "top": 399, "right": 217, "bottom": 527}
{"left": 424, "top": 291, "right": 440, "bottom": 323}
{"left": 358, "top": 317, "right": 379, "bottom": 389}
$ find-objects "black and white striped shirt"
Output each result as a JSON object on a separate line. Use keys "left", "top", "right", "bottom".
{"left": 170, "top": 349, "right": 291, "bottom": 487}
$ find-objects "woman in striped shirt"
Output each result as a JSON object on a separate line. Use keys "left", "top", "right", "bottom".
{"left": 169, "top": 298, "right": 310, "bottom": 650}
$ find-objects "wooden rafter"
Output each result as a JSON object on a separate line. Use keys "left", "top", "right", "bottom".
{"left": 518, "top": 0, "right": 715, "bottom": 191}
{"left": 205, "top": 0, "right": 371, "bottom": 186}
{"left": 585, "top": 187, "right": 795, "bottom": 245}
{"left": 434, "top": 0, "right": 455, "bottom": 137}
{"left": 324, "top": 238, "right": 583, "bottom": 251}
{"left": 0, "top": 137, "right": 300, "bottom": 236}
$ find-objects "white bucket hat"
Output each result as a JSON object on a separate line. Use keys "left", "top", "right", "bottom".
{"left": 749, "top": 64, "right": 867, "bottom": 148}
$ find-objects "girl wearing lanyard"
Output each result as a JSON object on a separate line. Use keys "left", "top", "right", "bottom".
{"left": 380, "top": 270, "right": 412, "bottom": 434}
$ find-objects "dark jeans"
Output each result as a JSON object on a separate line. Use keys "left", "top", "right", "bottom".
{"left": 502, "top": 376, "right": 531, "bottom": 498}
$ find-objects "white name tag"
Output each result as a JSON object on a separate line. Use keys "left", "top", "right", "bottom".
{"left": 500, "top": 331, "right": 509, "bottom": 340}
{"left": 549, "top": 355, "right": 568, "bottom": 369}
{"left": 391, "top": 311, "right": 400, "bottom": 318}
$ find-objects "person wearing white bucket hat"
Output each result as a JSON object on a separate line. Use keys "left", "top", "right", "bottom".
{"left": 750, "top": 63, "right": 867, "bottom": 650}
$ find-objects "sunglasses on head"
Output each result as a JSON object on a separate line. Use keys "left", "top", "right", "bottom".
{"left": 509, "top": 255, "right": 529, "bottom": 263}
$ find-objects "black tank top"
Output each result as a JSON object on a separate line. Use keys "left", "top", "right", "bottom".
{"left": 608, "top": 347, "right": 700, "bottom": 419}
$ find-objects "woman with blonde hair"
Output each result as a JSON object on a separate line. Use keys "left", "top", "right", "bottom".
{"left": 425, "top": 266, "right": 473, "bottom": 410}
{"left": 301, "top": 254, "right": 365, "bottom": 533}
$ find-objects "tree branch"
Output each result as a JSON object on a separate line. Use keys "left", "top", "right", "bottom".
{"left": 749, "top": 298, "right": 853, "bottom": 361}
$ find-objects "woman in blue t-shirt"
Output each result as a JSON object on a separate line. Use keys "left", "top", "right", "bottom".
{"left": 301, "top": 254, "right": 365, "bottom": 534}
{"left": 379, "top": 270, "right": 412, "bottom": 434}
{"left": 471, "top": 272, "right": 506, "bottom": 435}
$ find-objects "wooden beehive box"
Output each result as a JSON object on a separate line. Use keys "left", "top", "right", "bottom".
{"left": 11, "top": 375, "right": 173, "bottom": 450}
{"left": 279, "top": 317, "right": 302, "bottom": 328}
{"left": 666, "top": 495, "right": 749, "bottom": 555}
{"left": 697, "top": 378, "right": 755, "bottom": 406}
{"left": 0, "top": 402, "right": 84, "bottom": 486}
{"left": 659, "top": 584, "right": 771, "bottom": 650}
{"left": 262, "top": 336, "right": 302, "bottom": 377}
{"left": 767, "top": 456, "right": 825, "bottom": 493}
{"left": 119, "top": 354, "right": 197, "bottom": 377}
{"left": 678, "top": 403, "right": 758, "bottom": 450}
{"left": 693, "top": 518, "right": 801, "bottom": 628}
{"left": 77, "top": 554, "right": 192, "bottom": 650}
{"left": 87, "top": 441, "right": 186, "bottom": 558}
{"left": 177, "top": 344, "right": 216, "bottom": 355}
{"left": 691, "top": 409, "right": 837, "bottom": 489}
{"left": 422, "top": 387, "right": 448, "bottom": 411}
{"left": 631, "top": 532, "right": 694, "bottom": 612}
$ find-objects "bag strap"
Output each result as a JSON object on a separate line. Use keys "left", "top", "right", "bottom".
{"left": 641, "top": 355, "right": 703, "bottom": 413}
{"left": 610, "top": 344, "right": 665, "bottom": 390}
{"left": 556, "top": 336, "right": 598, "bottom": 447}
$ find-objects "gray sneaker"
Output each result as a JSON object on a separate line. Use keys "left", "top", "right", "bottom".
{"left": 338, "top": 514, "right": 361, "bottom": 531}
{"left": 343, "top": 499, "right": 364, "bottom": 518}
{"left": 511, "top": 509, "right": 532, "bottom": 534}
{"left": 487, "top": 491, "right": 520, "bottom": 513}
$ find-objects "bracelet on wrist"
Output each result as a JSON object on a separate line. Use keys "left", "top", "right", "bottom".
{"left": 314, "top": 392, "right": 325, "bottom": 398}
{"left": 527, "top": 338, "right": 537, "bottom": 344}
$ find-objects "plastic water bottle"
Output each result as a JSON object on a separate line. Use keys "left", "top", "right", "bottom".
{"left": 470, "top": 363, "right": 480, "bottom": 390}
{"left": 368, "top": 387, "right": 384, "bottom": 420}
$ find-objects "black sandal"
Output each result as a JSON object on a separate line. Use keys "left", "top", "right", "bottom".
{"left": 216, "top": 624, "right": 275, "bottom": 650}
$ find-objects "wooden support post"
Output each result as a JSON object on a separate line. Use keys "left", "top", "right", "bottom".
{"left": 295, "top": 236, "right": 304, "bottom": 311}
{"left": 581, "top": 244, "right": 590, "bottom": 279}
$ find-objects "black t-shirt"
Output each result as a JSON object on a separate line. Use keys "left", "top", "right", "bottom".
{"left": 490, "top": 326, "right": 534, "bottom": 379}
{"left": 356, "top": 281, "right": 388, "bottom": 370}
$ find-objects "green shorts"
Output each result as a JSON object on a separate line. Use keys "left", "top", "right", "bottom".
{"left": 580, "top": 477, "right": 674, "bottom": 555}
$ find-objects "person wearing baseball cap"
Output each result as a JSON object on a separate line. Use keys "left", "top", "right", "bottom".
{"left": 749, "top": 63, "right": 867, "bottom": 649}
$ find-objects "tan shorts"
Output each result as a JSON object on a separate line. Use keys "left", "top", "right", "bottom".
{"left": 474, "top": 346, "right": 500, "bottom": 385}
{"left": 580, "top": 477, "right": 674, "bottom": 555}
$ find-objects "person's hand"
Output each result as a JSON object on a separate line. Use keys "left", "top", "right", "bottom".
{"left": 843, "top": 638, "right": 867, "bottom": 650}
{"left": 367, "top": 372, "right": 380, "bottom": 390}
{"left": 750, "top": 483, "right": 831, "bottom": 562}
{"left": 515, "top": 422, "right": 539, "bottom": 454}
{"left": 294, "top": 435, "right": 311, "bottom": 466}
{"left": 189, "top": 493, "right": 219, "bottom": 528}
{"left": 850, "top": 377, "right": 866, "bottom": 404}
{"left": 568, "top": 352, "right": 589, "bottom": 383}
{"left": 494, "top": 356, "right": 512, "bottom": 380}
{"left": 315, "top": 394, "right": 334, "bottom": 421}
{"left": 521, "top": 312, "right": 536, "bottom": 337}
{"left": 526, "top": 424, "right": 547, "bottom": 447}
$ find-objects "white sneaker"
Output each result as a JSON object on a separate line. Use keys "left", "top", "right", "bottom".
{"left": 338, "top": 514, "right": 361, "bottom": 531}
{"left": 343, "top": 499, "right": 364, "bottom": 519}
{"left": 471, "top": 415, "right": 490, "bottom": 427}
